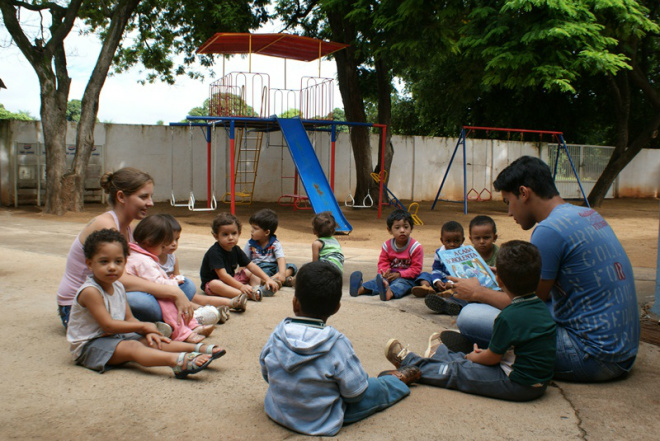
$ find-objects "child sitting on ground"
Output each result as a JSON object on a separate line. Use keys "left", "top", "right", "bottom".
{"left": 260, "top": 261, "right": 421, "bottom": 436}
{"left": 410, "top": 221, "right": 467, "bottom": 315}
{"left": 158, "top": 214, "right": 230, "bottom": 325}
{"left": 411, "top": 220, "right": 464, "bottom": 296}
{"left": 200, "top": 212, "right": 279, "bottom": 303}
{"left": 311, "top": 211, "right": 345, "bottom": 272}
{"left": 468, "top": 215, "right": 499, "bottom": 267}
{"left": 384, "top": 240, "right": 556, "bottom": 402}
{"left": 349, "top": 209, "right": 423, "bottom": 301}
{"left": 243, "top": 209, "right": 297, "bottom": 289}
{"left": 67, "top": 228, "right": 225, "bottom": 378}
{"left": 126, "top": 215, "right": 213, "bottom": 343}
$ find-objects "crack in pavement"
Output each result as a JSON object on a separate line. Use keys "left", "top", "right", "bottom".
{"left": 553, "top": 381, "right": 587, "bottom": 440}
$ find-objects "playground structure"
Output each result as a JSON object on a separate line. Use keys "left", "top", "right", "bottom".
{"left": 431, "top": 126, "right": 590, "bottom": 214}
{"left": 169, "top": 33, "right": 395, "bottom": 233}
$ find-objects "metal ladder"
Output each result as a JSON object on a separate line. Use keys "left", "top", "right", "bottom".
{"left": 223, "top": 127, "right": 264, "bottom": 205}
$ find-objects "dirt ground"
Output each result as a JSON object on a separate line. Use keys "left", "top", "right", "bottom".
{"left": 26, "top": 197, "right": 658, "bottom": 269}
{"left": 1, "top": 197, "right": 659, "bottom": 441}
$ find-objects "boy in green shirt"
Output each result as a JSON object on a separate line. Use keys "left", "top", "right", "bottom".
{"left": 384, "top": 240, "right": 556, "bottom": 402}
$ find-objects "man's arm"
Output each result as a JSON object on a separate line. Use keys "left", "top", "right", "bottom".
{"left": 535, "top": 279, "right": 555, "bottom": 302}
{"left": 447, "top": 276, "right": 512, "bottom": 310}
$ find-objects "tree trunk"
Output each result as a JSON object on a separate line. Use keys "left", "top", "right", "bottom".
{"left": 373, "top": 57, "right": 394, "bottom": 203}
{"left": 326, "top": 7, "right": 372, "bottom": 203}
{"left": 0, "top": 0, "right": 82, "bottom": 214}
{"left": 588, "top": 59, "right": 660, "bottom": 207}
{"left": 66, "top": 0, "right": 142, "bottom": 212}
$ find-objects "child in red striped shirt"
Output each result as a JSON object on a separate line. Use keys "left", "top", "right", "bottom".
{"left": 349, "top": 210, "right": 423, "bottom": 301}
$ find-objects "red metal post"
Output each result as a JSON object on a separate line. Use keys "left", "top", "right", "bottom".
{"left": 230, "top": 120, "right": 236, "bottom": 215}
{"left": 207, "top": 126, "right": 212, "bottom": 208}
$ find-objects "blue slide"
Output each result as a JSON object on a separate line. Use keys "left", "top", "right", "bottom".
{"left": 276, "top": 117, "right": 352, "bottom": 233}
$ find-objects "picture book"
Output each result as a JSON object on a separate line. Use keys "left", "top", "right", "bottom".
{"left": 438, "top": 245, "right": 500, "bottom": 290}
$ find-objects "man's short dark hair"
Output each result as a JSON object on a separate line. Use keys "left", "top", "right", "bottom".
{"left": 249, "top": 209, "right": 278, "bottom": 236}
{"left": 469, "top": 215, "right": 497, "bottom": 235}
{"left": 493, "top": 156, "right": 560, "bottom": 199}
{"left": 496, "top": 240, "right": 541, "bottom": 296}
{"left": 386, "top": 209, "right": 414, "bottom": 230}
{"left": 295, "top": 261, "right": 342, "bottom": 318}
{"left": 441, "top": 220, "right": 464, "bottom": 235}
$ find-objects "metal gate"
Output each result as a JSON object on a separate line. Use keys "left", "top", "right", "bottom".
{"left": 545, "top": 144, "right": 615, "bottom": 200}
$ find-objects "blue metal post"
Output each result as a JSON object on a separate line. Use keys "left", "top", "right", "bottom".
{"left": 432, "top": 129, "right": 466, "bottom": 210}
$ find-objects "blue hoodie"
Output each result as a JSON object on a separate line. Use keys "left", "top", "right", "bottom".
{"left": 260, "top": 317, "right": 369, "bottom": 436}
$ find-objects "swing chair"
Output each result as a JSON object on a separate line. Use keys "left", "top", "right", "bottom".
{"left": 466, "top": 144, "right": 492, "bottom": 202}
{"left": 344, "top": 128, "right": 374, "bottom": 208}
{"left": 370, "top": 170, "right": 423, "bottom": 226}
{"left": 170, "top": 123, "right": 218, "bottom": 212}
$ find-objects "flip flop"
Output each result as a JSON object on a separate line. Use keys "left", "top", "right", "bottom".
{"left": 376, "top": 274, "right": 387, "bottom": 301}
{"left": 349, "top": 271, "right": 363, "bottom": 297}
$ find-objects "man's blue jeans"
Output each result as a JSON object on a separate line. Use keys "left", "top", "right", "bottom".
{"left": 343, "top": 376, "right": 410, "bottom": 424}
{"left": 456, "top": 303, "right": 635, "bottom": 382}
{"left": 126, "top": 277, "right": 197, "bottom": 322}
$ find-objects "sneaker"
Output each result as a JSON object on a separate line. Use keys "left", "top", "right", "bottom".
{"left": 155, "top": 321, "right": 172, "bottom": 338}
{"left": 385, "top": 338, "right": 410, "bottom": 368}
{"left": 216, "top": 306, "right": 230, "bottom": 324}
{"left": 230, "top": 293, "right": 248, "bottom": 312}
{"left": 377, "top": 366, "right": 422, "bottom": 386}
{"left": 349, "top": 271, "right": 363, "bottom": 297}
{"left": 425, "top": 295, "right": 463, "bottom": 315}
{"left": 440, "top": 330, "right": 474, "bottom": 354}
{"left": 411, "top": 285, "right": 435, "bottom": 298}
{"left": 193, "top": 306, "right": 220, "bottom": 326}
{"left": 424, "top": 332, "right": 442, "bottom": 358}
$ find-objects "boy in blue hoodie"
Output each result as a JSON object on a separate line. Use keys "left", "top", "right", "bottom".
{"left": 259, "top": 261, "right": 420, "bottom": 436}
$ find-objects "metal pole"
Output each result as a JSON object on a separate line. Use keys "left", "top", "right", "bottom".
{"left": 230, "top": 120, "right": 236, "bottom": 215}
{"left": 653, "top": 199, "right": 660, "bottom": 315}
{"left": 206, "top": 125, "right": 212, "bottom": 208}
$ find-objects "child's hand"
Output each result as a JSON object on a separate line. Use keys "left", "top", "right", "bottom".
{"left": 146, "top": 333, "right": 171, "bottom": 349}
{"left": 464, "top": 344, "right": 482, "bottom": 361}
{"left": 240, "top": 284, "right": 253, "bottom": 296}
{"left": 434, "top": 281, "right": 447, "bottom": 291}
{"left": 264, "top": 278, "right": 279, "bottom": 292}
{"left": 141, "top": 321, "right": 161, "bottom": 335}
{"left": 384, "top": 272, "right": 400, "bottom": 282}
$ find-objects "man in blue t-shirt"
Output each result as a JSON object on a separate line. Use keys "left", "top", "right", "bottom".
{"left": 448, "top": 156, "right": 639, "bottom": 382}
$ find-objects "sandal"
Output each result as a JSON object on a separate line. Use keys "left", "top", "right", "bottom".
{"left": 230, "top": 293, "right": 248, "bottom": 312}
{"left": 194, "top": 343, "right": 227, "bottom": 361}
{"left": 248, "top": 286, "right": 263, "bottom": 302}
{"left": 283, "top": 276, "right": 295, "bottom": 287}
{"left": 217, "top": 305, "right": 230, "bottom": 324}
{"left": 172, "top": 352, "right": 212, "bottom": 379}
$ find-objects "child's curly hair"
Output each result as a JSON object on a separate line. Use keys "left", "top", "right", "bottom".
{"left": 83, "top": 229, "right": 129, "bottom": 260}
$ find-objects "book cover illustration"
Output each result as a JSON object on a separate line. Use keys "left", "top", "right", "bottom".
{"left": 438, "top": 245, "right": 500, "bottom": 290}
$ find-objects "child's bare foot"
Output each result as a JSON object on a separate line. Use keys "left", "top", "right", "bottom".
{"left": 193, "top": 324, "right": 215, "bottom": 337}
{"left": 185, "top": 332, "right": 205, "bottom": 344}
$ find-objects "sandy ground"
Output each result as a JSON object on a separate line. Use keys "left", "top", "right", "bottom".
{"left": 0, "top": 198, "right": 659, "bottom": 440}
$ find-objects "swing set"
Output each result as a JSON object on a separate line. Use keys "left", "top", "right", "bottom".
{"left": 431, "top": 126, "right": 590, "bottom": 214}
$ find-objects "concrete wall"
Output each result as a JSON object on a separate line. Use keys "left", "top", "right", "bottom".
{"left": 1, "top": 119, "right": 659, "bottom": 206}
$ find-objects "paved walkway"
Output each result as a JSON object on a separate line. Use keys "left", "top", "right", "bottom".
{"left": 1, "top": 211, "right": 658, "bottom": 440}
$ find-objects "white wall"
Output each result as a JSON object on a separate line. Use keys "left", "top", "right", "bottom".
{"left": 2, "top": 119, "right": 659, "bottom": 206}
